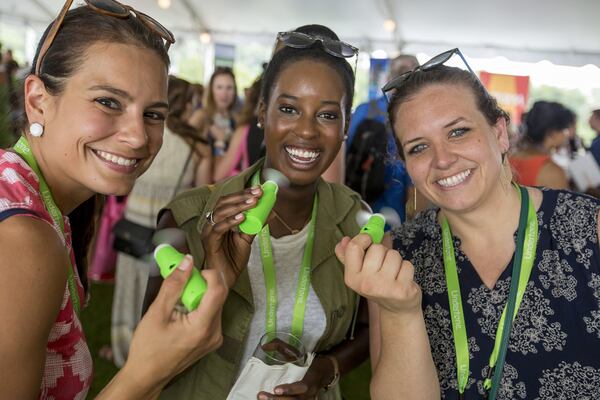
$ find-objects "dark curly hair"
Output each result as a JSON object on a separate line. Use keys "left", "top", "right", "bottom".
{"left": 522, "top": 101, "right": 575, "bottom": 144}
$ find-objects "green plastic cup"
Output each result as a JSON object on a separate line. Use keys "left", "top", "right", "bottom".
{"left": 154, "top": 244, "right": 207, "bottom": 311}
{"left": 360, "top": 213, "right": 385, "bottom": 244}
{"left": 239, "top": 180, "right": 279, "bottom": 234}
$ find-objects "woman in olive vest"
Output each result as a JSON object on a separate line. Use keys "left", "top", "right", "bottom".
{"left": 145, "top": 26, "right": 369, "bottom": 399}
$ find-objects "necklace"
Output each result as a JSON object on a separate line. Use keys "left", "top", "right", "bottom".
{"left": 271, "top": 209, "right": 310, "bottom": 235}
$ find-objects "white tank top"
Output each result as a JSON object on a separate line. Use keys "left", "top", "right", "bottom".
{"left": 238, "top": 223, "right": 327, "bottom": 373}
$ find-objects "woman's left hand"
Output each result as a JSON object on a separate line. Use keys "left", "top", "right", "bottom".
{"left": 256, "top": 356, "right": 333, "bottom": 399}
{"left": 201, "top": 186, "right": 262, "bottom": 288}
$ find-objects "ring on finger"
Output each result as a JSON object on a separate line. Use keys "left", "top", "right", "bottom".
{"left": 205, "top": 211, "right": 217, "bottom": 226}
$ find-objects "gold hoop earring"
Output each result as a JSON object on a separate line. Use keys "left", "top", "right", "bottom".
{"left": 413, "top": 187, "right": 417, "bottom": 213}
{"left": 406, "top": 186, "right": 418, "bottom": 219}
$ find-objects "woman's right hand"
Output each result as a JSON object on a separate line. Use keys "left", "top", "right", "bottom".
{"left": 334, "top": 233, "right": 422, "bottom": 315}
{"left": 201, "top": 186, "right": 263, "bottom": 288}
{"left": 97, "top": 256, "right": 228, "bottom": 399}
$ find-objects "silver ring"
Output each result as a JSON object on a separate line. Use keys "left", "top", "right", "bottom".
{"left": 205, "top": 211, "right": 217, "bottom": 226}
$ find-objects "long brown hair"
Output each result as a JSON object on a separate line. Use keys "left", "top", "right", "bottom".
{"left": 28, "top": 5, "right": 171, "bottom": 291}
{"left": 166, "top": 75, "right": 204, "bottom": 142}
{"left": 203, "top": 67, "right": 238, "bottom": 125}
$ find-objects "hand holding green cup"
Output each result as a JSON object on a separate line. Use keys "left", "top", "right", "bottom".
{"left": 239, "top": 180, "right": 279, "bottom": 235}
{"left": 360, "top": 213, "right": 386, "bottom": 244}
{"left": 239, "top": 169, "right": 290, "bottom": 235}
{"left": 154, "top": 244, "right": 207, "bottom": 311}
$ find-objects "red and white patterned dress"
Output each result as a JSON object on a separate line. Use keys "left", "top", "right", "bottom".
{"left": 0, "top": 149, "right": 93, "bottom": 399}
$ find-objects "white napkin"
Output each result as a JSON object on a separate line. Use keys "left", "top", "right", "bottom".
{"left": 226, "top": 353, "right": 315, "bottom": 400}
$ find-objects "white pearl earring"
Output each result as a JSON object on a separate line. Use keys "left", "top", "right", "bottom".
{"left": 29, "top": 122, "right": 44, "bottom": 137}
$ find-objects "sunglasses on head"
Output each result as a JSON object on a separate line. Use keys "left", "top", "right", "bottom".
{"left": 381, "top": 48, "right": 486, "bottom": 100}
{"left": 276, "top": 31, "right": 359, "bottom": 76}
{"left": 35, "top": 0, "right": 175, "bottom": 76}
{"left": 277, "top": 31, "right": 359, "bottom": 59}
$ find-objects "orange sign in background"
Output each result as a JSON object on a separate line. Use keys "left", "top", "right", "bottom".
{"left": 479, "top": 72, "right": 530, "bottom": 125}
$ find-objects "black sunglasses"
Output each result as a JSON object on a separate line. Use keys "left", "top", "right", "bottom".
{"left": 277, "top": 31, "right": 358, "bottom": 59}
{"left": 276, "top": 31, "right": 359, "bottom": 74}
{"left": 381, "top": 48, "right": 485, "bottom": 100}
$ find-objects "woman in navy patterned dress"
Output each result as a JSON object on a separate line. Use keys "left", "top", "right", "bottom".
{"left": 335, "top": 51, "right": 600, "bottom": 400}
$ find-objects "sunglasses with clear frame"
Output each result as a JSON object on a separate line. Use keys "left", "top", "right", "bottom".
{"left": 381, "top": 48, "right": 488, "bottom": 100}
{"left": 35, "top": 0, "right": 175, "bottom": 76}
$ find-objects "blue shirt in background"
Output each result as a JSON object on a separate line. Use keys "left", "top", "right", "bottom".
{"left": 347, "top": 96, "right": 412, "bottom": 222}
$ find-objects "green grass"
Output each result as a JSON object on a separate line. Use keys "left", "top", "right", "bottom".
{"left": 0, "top": 86, "right": 16, "bottom": 149}
{"left": 81, "top": 282, "right": 371, "bottom": 398}
{"left": 340, "top": 360, "right": 371, "bottom": 399}
{"left": 80, "top": 282, "right": 119, "bottom": 397}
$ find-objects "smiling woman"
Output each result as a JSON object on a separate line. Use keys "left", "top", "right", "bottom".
{"left": 145, "top": 25, "right": 369, "bottom": 400}
{"left": 34, "top": 42, "right": 168, "bottom": 201}
{"left": 336, "top": 54, "right": 600, "bottom": 400}
{"left": 0, "top": 2, "right": 228, "bottom": 399}
{"left": 260, "top": 59, "right": 348, "bottom": 187}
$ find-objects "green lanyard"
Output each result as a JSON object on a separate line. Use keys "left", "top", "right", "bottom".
{"left": 252, "top": 172, "right": 317, "bottom": 339}
{"left": 441, "top": 185, "right": 538, "bottom": 399}
{"left": 13, "top": 137, "right": 81, "bottom": 317}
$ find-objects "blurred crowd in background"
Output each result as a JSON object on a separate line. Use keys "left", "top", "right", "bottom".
{"left": 1, "top": 37, "right": 600, "bottom": 395}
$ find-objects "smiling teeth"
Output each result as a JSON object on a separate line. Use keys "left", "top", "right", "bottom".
{"left": 437, "top": 169, "right": 471, "bottom": 188}
{"left": 285, "top": 146, "right": 320, "bottom": 162}
{"left": 96, "top": 150, "right": 137, "bottom": 166}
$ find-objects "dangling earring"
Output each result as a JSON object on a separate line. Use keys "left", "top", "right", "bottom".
{"left": 413, "top": 187, "right": 417, "bottom": 212}
{"left": 29, "top": 122, "right": 44, "bottom": 137}
{"left": 406, "top": 186, "right": 418, "bottom": 219}
{"left": 500, "top": 152, "right": 512, "bottom": 192}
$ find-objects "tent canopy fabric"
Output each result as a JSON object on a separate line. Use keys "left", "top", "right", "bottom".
{"left": 1, "top": 0, "right": 599, "bottom": 66}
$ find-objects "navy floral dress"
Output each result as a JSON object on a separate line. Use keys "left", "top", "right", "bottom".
{"left": 392, "top": 189, "right": 600, "bottom": 400}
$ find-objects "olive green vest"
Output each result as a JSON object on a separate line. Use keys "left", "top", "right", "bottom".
{"left": 159, "top": 161, "right": 362, "bottom": 400}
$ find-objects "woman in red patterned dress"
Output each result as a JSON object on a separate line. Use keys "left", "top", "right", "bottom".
{"left": 0, "top": 2, "right": 227, "bottom": 398}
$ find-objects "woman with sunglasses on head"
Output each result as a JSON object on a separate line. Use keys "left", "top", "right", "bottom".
{"left": 336, "top": 50, "right": 600, "bottom": 400}
{"left": 145, "top": 25, "right": 369, "bottom": 400}
{"left": 272, "top": 24, "right": 354, "bottom": 185}
{"left": 0, "top": 2, "right": 228, "bottom": 398}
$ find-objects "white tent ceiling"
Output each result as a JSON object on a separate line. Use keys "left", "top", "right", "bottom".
{"left": 1, "top": 0, "right": 600, "bottom": 66}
